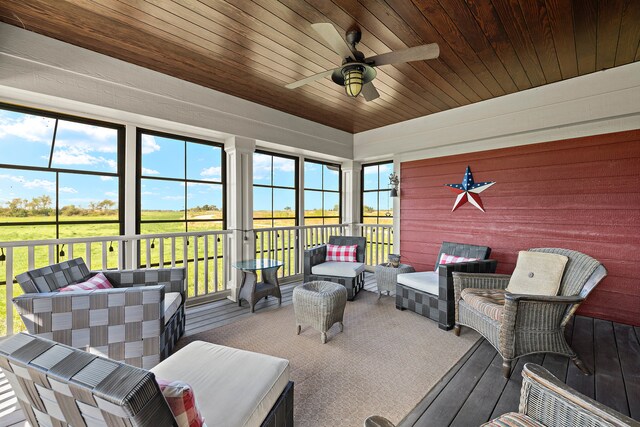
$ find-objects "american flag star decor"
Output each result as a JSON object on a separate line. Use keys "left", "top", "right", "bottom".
{"left": 444, "top": 166, "right": 495, "bottom": 212}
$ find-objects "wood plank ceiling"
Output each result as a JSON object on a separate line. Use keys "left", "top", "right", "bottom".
{"left": 1, "top": 0, "right": 639, "bottom": 133}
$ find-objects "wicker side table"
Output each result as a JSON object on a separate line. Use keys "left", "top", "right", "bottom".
{"left": 374, "top": 263, "right": 415, "bottom": 299}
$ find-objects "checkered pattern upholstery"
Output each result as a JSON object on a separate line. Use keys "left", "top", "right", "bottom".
{"left": 0, "top": 333, "right": 295, "bottom": 427}
{"left": 396, "top": 242, "right": 496, "bottom": 330}
{"left": 14, "top": 258, "right": 186, "bottom": 369}
{"left": 0, "top": 333, "right": 177, "bottom": 427}
{"left": 304, "top": 236, "right": 366, "bottom": 301}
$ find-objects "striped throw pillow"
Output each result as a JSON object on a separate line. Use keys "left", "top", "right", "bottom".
{"left": 58, "top": 272, "right": 113, "bottom": 292}
{"left": 157, "top": 379, "right": 206, "bottom": 427}
{"left": 326, "top": 244, "right": 358, "bottom": 262}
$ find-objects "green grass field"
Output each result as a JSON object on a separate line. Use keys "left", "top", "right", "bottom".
{"left": 0, "top": 210, "right": 392, "bottom": 335}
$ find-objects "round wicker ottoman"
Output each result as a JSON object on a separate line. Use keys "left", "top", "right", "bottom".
{"left": 293, "top": 281, "right": 347, "bottom": 344}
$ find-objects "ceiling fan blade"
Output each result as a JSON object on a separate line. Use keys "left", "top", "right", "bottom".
{"left": 361, "top": 82, "right": 380, "bottom": 102}
{"left": 311, "top": 23, "right": 354, "bottom": 60}
{"left": 367, "top": 43, "right": 440, "bottom": 67}
{"left": 285, "top": 69, "right": 338, "bottom": 89}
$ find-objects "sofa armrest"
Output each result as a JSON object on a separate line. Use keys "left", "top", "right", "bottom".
{"left": 95, "top": 267, "right": 186, "bottom": 296}
{"left": 304, "top": 245, "right": 327, "bottom": 278}
{"left": 519, "top": 363, "right": 638, "bottom": 426}
{"left": 13, "top": 285, "right": 165, "bottom": 335}
{"left": 441, "top": 259, "right": 498, "bottom": 302}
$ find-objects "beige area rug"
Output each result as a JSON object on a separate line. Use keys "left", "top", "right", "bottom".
{"left": 181, "top": 290, "right": 479, "bottom": 427}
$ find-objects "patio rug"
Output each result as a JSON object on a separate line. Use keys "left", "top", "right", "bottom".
{"left": 180, "top": 290, "right": 479, "bottom": 427}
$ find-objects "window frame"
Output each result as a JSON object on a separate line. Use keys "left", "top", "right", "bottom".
{"left": 135, "top": 128, "right": 226, "bottom": 234}
{"left": 303, "top": 159, "right": 342, "bottom": 225}
{"left": 0, "top": 102, "right": 126, "bottom": 235}
{"left": 360, "top": 160, "right": 394, "bottom": 224}
{"left": 252, "top": 149, "right": 299, "bottom": 228}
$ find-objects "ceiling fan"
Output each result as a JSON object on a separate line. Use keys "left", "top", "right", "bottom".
{"left": 285, "top": 23, "right": 440, "bottom": 101}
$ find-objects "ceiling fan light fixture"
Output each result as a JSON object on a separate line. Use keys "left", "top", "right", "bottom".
{"left": 342, "top": 65, "right": 364, "bottom": 97}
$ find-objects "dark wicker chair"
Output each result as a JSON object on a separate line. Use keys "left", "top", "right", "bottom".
{"left": 0, "top": 333, "right": 294, "bottom": 427}
{"left": 13, "top": 257, "right": 186, "bottom": 369}
{"left": 453, "top": 248, "right": 607, "bottom": 377}
{"left": 304, "top": 235, "right": 366, "bottom": 301}
{"left": 395, "top": 241, "right": 497, "bottom": 330}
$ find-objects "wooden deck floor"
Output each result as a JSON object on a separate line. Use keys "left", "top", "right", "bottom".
{"left": 2, "top": 274, "right": 637, "bottom": 427}
{"left": 398, "top": 315, "right": 640, "bottom": 426}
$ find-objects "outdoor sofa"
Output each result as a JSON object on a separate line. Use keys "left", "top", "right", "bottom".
{"left": 0, "top": 333, "right": 293, "bottom": 427}
{"left": 13, "top": 257, "right": 185, "bottom": 369}
{"left": 395, "top": 241, "right": 497, "bottom": 330}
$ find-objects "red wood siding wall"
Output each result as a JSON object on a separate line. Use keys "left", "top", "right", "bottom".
{"left": 400, "top": 129, "right": 640, "bottom": 326}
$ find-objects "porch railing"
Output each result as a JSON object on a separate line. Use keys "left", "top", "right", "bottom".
{"left": 254, "top": 223, "right": 348, "bottom": 281}
{"left": 357, "top": 223, "right": 395, "bottom": 267}
{"left": 0, "top": 223, "right": 393, "bottom": 338}
{"left": 0, "top": 229, "right": 232, "bottom": 337}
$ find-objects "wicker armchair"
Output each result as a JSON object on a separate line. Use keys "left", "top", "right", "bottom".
{"left": 482, "top": 363, "right": 638, "bottom": 426}
{"left": 453, "top": 248, "right": 607, "bottom": 377}
{"left": 304, "top": 235, "right": 366, "bottom": 300}
{"left": 364, "top": 363, "right": 638, "bottom": 427}
{"left": 13, "top": 258, "right": 186, "bottom": 369}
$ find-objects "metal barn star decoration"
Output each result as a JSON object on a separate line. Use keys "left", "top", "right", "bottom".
{"left": 444, "top": 166, "right": 495, "bottom": 212}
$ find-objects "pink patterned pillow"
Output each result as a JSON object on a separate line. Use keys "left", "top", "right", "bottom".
{"left": 326, "top": 244, "right": 358, "bottom": 262}
{"left": 438, "top": 253, "right": 478, "bottom": 266}
{"left": 157, "top": 379, "right": 206, "bottom": 427}
{"left": 58, "top": 272, "right": 113, "bottom": 292}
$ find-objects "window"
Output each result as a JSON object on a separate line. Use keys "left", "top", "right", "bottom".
{"left": 253, "top": 151, "right": 298, "bottom": 229}
{"left": 0, "top": 103, "right": 124, "bottom": 285}
{"left": 137, "top": 129, "right": 225, "bottom": 235}
{"left": 361, "top": 161, "right": 393, "bottom": 225}
{"left": 0, "top": 104, "right": 124, "bottom": 240}
{"left": 304, "top": 160, "right": 341, "bottom": 225}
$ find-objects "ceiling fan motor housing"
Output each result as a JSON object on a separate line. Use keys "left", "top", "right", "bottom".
{"left": 331, "top": 63, "right": 376, "bottom": 87}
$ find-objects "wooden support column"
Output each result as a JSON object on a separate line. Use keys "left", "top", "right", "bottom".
{"left": 224, "top": 136, "right": 255, "bottom": 301}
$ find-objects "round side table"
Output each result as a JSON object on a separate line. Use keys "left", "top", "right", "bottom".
{"left": 374, "top": 263, "right": 415, "bottom": 299}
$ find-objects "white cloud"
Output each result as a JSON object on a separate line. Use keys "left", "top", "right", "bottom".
{"left": 141, "top": 134, "right": 161, "bottom": 154}
{"left": 253, "top": 154, "right": 295, "bottom": 181}
{"left": 142, "top": 167, "right": 160, "bottom": 175}
{"left": 51, "top": 149, "right": 101, "bottom": 165}
{"left": 104, "top": 191, "right": 117, "bottom": 197}
{"left": 141, "top": 191, "right": 155, "bottom": 196}
{"left": 162, "top": 195, "right": 183, "bottom": 200}
{"left": 0, "top": 174, "right": 77, "bottom": 194}
{"left": 364, "top": 164, "right": 391, "bottom": 175}
{"left": 200, "top": 166, "right": 221, "bottom": 179}
{"left": 100, "top": 176, "right": 114, "bottom": 181}
{"left": 57, "top": 120, "right": 116, "bottom": 142}
{"left": 0, "top": 113, "right": 55, "bottom": 143}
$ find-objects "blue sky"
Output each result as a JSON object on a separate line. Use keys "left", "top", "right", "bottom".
{"left": 1, "top": 109, "right": 391, "bottom": 214}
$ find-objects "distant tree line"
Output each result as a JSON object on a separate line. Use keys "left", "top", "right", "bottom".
{"left": 1, "top": 195, "right": 117, "bottom": 217}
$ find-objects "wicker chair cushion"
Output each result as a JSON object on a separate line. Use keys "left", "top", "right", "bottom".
{"left": 481, "top": 412, "right": 545, "bottom": 427}
{"left": 311, "top": 261, "right": 365, "bottom": 277}
{"left": 460, "top": 288, "right": 506, "bottom": 321}
{"left": 507, "top": 251, "right": 568, "bottom": 296}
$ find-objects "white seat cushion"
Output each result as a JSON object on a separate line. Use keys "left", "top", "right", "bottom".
{"left": 312, "top": 261, "right": 365, "bottom": 278}
{"left": 397, "top": 271, "right": 439, "bottom": 296}
{"left": 151, "top": 341, "right": 290, "bottom": 427}
{"left": 163, "top": 292, "right": 182, "bottom": 325}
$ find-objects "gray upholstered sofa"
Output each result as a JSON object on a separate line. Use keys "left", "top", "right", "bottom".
{"left": 304, "top": 235, "right": 366, "bottom": 300}
{"left": 0, "top": 333, "right": 294, "bottom": 427}
{"left": 395, "top": 241, "right": 497, "bottom": 330}
{"left": 13, "top": 257, "right": 185, "bottom": 369}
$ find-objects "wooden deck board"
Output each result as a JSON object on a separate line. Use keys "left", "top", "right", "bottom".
{"left": 401, "top": 315, "right": 640, "bottom": 426}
